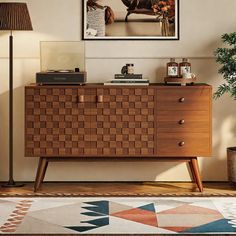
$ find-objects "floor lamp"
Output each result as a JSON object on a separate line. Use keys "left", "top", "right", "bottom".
{"left": 0, "top": 3, "right": 33, "bottom": 187}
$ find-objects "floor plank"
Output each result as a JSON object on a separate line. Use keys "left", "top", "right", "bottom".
{"left": 0, "top": 182, "right": 236, "bottom": 196}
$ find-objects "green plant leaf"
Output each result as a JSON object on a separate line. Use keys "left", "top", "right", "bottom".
{"left": 214, "top": 32, "right": 236, "bottom": 99}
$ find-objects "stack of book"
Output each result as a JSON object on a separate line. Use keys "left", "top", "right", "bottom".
{"left": 104, "top": 74, "right": 149, "bottom": 86}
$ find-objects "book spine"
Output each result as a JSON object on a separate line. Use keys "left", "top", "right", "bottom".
{"left": 104, "top": 83, "right": 149, "bottom": 86}
{"left": 111, "top": 80, "right": 149, "bottom": 84}
{"left": 115, "top": 74, "right": 143, "bottom": 79}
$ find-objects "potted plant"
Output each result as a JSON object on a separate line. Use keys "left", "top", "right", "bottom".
{"left": 214, "top": 32, "right": 236, "bottom": 184}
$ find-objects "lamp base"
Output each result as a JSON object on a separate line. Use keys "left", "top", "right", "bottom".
{"left": 2, "top": 180, "right": 24, "bottom": 188}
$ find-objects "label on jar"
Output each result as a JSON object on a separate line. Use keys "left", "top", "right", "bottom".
{"left": 127, "top": 66, "right": 134, "bottom": 74}
{"left": 168, "top": 66, "right": 178, "bottom": 76}
{"left": 180, "top": 66, "right": 191, "bottom": 75}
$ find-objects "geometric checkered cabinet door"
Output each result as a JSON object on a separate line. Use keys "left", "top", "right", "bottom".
{"left": 25, "top": 86, "right": 156, "bottom": 157}
{"left": 25, "top": 87, "right": 91, "bottom": 157}
{"left": 90, "top": 87, "right": 155, "bottom": 156}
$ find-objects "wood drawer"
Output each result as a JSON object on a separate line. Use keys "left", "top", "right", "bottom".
{"left": 156, "top": 87, "right": 211, "bottom": 110}
{"left": 157, "top": 110, "right": 210, "bottom": 133}
{"left": 157, "top": 133, "right": 211, "bottom": 157}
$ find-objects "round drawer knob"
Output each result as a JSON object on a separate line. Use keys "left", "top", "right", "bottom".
{"left": 179, "top": 119, "right": 185, "bottom": 125}
{"left": 179, "top": 97, "right": 185, "bottom": 103}
{"left": 179, "top": 141, "right": 185, "bottom": 147}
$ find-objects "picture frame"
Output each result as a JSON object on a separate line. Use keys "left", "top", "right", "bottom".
{"left": 82, "top": 0, "right": 179, "bottom": 40}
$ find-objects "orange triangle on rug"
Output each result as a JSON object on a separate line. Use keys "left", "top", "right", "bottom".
{"left": 162, "top": 226, "right": 191, "bottom": 232}
{"left": 159, "top": 204, "right": 220, "bottom": 215}
{"left": 112, "top": 208, "right": 158, "bottom": 227}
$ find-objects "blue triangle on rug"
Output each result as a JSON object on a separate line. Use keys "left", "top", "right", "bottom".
{"left": 82, "top": 217, "right": 109, "bottom": 227}
{"left": 66, "top": 226, "right": 98, "bottom": 233}
{"left": 81, "top": 211, "right": 104, "bottom": 217}
{"left": 82, "top": 200, "right": 109, "bottom": 215}
{"left": 139, "top": 203, "right": 156, "bottom": 212}
{"left": 182, "top": 219, "right": 236, "bottom": 233}
{"left": 66, "top": 217, "right": 109, "bottom": 233}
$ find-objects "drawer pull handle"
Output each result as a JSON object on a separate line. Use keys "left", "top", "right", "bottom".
{"left": 179, "top": 141, "right": 185, "bottom": 147}
{"left": 179, "top": 97, "right": 185, "bottom": 103}
{"left": 78, "top": 95, "right": 84, "bottom": 103}
{"left": 97, "top": 95, "right": 103, "bottom": 103}
{"left": 179, "top": 119, "right": 185, "bottom": 125}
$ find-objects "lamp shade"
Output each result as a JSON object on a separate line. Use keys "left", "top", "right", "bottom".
{"left": 0, "top": 2, "right": 33, "bottom": 31}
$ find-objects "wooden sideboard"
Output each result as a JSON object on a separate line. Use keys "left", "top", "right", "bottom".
{"left": 25, "top": 84, "right": 212, "bottom": 192}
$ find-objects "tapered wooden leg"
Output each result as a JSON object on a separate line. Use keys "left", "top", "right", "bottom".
{"left": 34, "top": 157, "right": 48, "bottom": 192}
{"left": 188, "top": 161, "right": 196, "bottom": 182}
{"left": 190, "top": 157, "right": 203, "bottom": 192}
{"left": 40, "top": 161, "right": 48, "bottom": 184}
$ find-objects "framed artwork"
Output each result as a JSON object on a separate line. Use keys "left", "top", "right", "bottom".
{"left": 82, "top": 0, "right": 179, "bottom": 40}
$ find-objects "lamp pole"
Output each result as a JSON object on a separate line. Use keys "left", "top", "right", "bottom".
{"left": 2, "top": 31, "right": 24, "bottom": 187}
{"left": 9, "top": 30, "right": 14, "bottom": 185}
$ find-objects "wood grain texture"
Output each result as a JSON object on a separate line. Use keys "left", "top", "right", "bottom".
{"left": 157, "top": 133, "right": 211, "bottom": 157}
{"left": 191, "top": 157, "right": 204, "bottom": 192}
{"left": 156, "top": 86, "right": 212, "bottom": 157}
{"left": 90, "top": 87, "right": 155, "bottom": 156}
{"left": 1, "top": 182, "right": 235, "bottom": 197}
{"left": 25, "top": 84, "right": 212, "bottom": 191}
{"left": 25, "top": 84, "right": 212, "bottom": 158}
{"left": 25, "top": 87, "right": 92, "bottom": 157}
{"left": 34, "top": 157, "right": 48, "bottom": 192}
{"left": 157, "top": 110, "right": 210, "bottom": 133}
{"left": 25, "top": 86, "right": 155, "bottom": 157}
{"left": 156, "top": 87, "right": 211, "bottom": 111}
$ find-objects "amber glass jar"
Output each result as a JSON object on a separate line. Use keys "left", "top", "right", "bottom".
{"left": 179, "top": 58, "right": 191, "bottom": 77}
{"left": 167, "top": 58, "right": 178, "bottom": 77}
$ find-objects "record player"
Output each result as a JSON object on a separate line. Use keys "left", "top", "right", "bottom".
{"left": 36, "top": 69, "right": 87, "bottom": 85}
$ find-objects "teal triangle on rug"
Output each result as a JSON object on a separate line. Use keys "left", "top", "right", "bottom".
{"left": 139, "top": 203, "right": 156, "bottom": 212}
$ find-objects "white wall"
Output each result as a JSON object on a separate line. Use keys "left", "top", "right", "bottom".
{"left": 0, "top": 0, "right": 236, "bottom": 182}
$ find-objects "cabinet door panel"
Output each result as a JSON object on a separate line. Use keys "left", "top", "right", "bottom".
{"left": 25, "top": 87, "right": 91, "bottom": 157}
{"left": 90, "top": 88, "right": 156, "bottom": 156}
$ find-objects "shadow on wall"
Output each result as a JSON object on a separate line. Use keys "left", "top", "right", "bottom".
{"left": 0, "top": 86, "right": 38, "bottom": 182}
{"left": 200, "top": 58, "right": 236, "bottom": 181}
{"left": 0, "top": 91, "right": 9, "bottom": 180}
{"left": 45, "top": 161, "right": 189, "bottom": 182}
{"left": 156, "top": 65, "right": 166, "bottom": 81}
{"left": 201, "top": 96, "right": 236, "bottom": 181}
{"left": 198, "top": 39, "right": 222, "bottom": 58}
{"left": 0, "top": 32, "right": 11, "bottom": 58}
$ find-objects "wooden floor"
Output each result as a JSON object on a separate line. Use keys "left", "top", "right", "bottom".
{"left": 0, "top": 182, "right": 236, "bottom": 196}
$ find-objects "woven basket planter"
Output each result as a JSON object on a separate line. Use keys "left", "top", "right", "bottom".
{"left": 227, "top": 147, "right": 236, "bottom": 183}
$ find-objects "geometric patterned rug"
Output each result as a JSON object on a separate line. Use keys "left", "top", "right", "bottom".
{"left": 0, "top": 197, "right": 236, "bottom": 234}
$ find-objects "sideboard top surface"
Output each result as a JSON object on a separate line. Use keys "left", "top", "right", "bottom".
{"left": 26, "top": 83, "right": 212, "bottom": 89}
